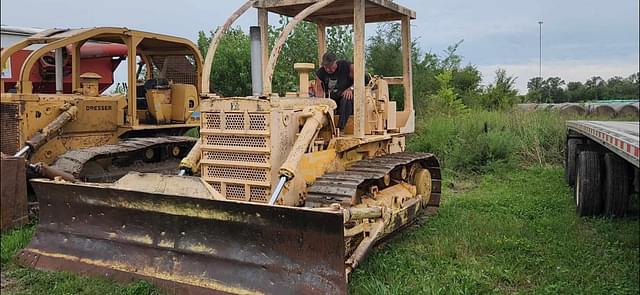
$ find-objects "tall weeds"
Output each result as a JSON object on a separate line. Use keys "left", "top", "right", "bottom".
{"left": 407, "top": 110, "right": 567, "bottom": 173}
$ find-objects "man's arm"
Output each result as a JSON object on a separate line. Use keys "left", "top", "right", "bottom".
{"left": 315, "top": 76, "right": 325, "bottom": 98}
{"left": 342, "top": 63, "right": 355, "bottom": 100}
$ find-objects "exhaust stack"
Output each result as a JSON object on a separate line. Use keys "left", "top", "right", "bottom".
{"left": 250, "top": 26, "right": 263, "bottom": 96}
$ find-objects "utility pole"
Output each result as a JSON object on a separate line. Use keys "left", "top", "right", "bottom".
{"left": 538, "top": 20, "right": 544, "bottom": 102}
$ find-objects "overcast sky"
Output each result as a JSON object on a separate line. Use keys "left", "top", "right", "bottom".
{"left": 2, "top": 0, "right": 638, "bottom": 93}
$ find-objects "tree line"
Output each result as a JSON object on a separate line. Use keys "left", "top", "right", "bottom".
{"left": 197, "top": 18, "right": 639, "bottom": 115}
{"left": 525, "top": 74, "right": 639, "bottom": 103}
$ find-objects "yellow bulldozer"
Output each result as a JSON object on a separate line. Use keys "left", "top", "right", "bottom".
{"left": 0, "top": 28, "right": 204, "bottom": 229}
{"left": 14, "top": 1, "right": 441, "bottom": 294}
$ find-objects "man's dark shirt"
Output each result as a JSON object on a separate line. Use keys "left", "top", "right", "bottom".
{"left": 315, "top": 60, "right": 353, "bottom": 100}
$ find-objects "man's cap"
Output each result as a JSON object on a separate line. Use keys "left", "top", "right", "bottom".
{"left": 321, "top": 52, "right": 337, "bottom": 66}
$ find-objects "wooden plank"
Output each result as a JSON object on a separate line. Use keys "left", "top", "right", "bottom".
{"left": 309, "top": 6, "right": 387, "bottom": 18}
{"left": 317, "top": 23, "right": 326, "bottom": 66}
{"left": 367, "top": 0, "right": 415, "bottom": 18}
{"left": 313, "top": 13, "right": 402, "bottom": 25}
{"left": 255, "top": 0, "right": 315, "bottom": 8}
{"left": 401, "top": 15, "right": 413, "bottom": 112}
{"left": 353, "top": 0, "right": 366, "bottom": 138}
{"left": 256, "top": 0, "right": 415, "bottom": 19}
{"left": 383, "top": 76, "right": 403, "bottom": 85}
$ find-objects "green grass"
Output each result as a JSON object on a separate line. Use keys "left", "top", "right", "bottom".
{"left": 349, "top": 166, "right": 639, "bottom": 294}
{"left": 1, "top": 225, "right": 160, "bottom": 295}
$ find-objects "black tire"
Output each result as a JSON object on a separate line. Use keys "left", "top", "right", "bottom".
{"left": 603, "top": 153, "right": 631, "bottom": 217}
{"left": 575, "top": 150, "right": 603, "bottom": 216}
{"left": 565, "top": 138, "right": 584, "bottom": 186}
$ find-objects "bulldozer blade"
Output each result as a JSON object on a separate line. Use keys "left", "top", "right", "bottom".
{"left": 1, "top": 156, "right": 29, "bottom": 231}
{"left": 18, "top": 178, "right": 347, "bottom": 295}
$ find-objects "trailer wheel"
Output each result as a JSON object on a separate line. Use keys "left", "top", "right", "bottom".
{"left": 565, "top": 138, "right": 583, "bottom": 186}
{"left": 575, "top": 151, "right": 603, "bottom": 216}
{"left": 603, "top": 153, "right": 631, "bottom": 217}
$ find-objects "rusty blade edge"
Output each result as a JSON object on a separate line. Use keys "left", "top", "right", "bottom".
{"left": 16, "top": 248, "right": 249, "bottom": 295}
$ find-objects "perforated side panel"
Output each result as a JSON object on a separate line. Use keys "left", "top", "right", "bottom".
{"left": 249, "top": 186, "right": 269, "bottom": 203}
{"left": 1, "top": 103, "right": 20, "bottom": 155}
{"left": 204, "top": 135, "right": 268, "bottom": 149}
{"left": 205, "top": 166, "right": 269, "bottom": 183}
{"left": 225, "top": 183, "right": 246, "bottom": 201}
{"left": 203, "top": 151, "right": 269, "bottom": 164}
{"left": 249, "top": 114, "right": 268, "bottom": 131}
{"left": 210, "top": 182, "right": 222, "bottom": 192}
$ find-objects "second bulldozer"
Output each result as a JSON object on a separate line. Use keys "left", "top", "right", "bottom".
{"left": 18, "top": 1, "right": 441, "bottom": 294}
{"left": 1, "top": 28, "right": 203, "bottom": 229}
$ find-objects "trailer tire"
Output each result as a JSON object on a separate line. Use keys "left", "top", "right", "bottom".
{"left": 565, "top": 138, "right": 583, "bottom": 186}
{"left": 603, "top": 153, "right": 631, "bottom": 217}
{"left": 575, "top": 151, "right": 603, "bottom": 216}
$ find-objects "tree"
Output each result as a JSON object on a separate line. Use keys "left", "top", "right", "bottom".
{"left": 440, "top": 40, "right": 464, "bottom": 71}
{"left": 269, "top": 17, "right": 354, "bottom": 95}
{"left": 268, "top": 17, "right": 318, "bottom": 95}
{"left": 366, "top": 23, "right": 402, "bottom": 76}
{"left": 427, "top": 70, "right": 467, "bottom": 115}
{"left": 542, "top": 77, "right": 566, "bottom": 103}
{"left": 366, "top": 23, "right": 413, "bottom": 109}
{"left": 452, "top": 65, "right": 482, "bottom": 107}
{"left": 526, "top": 77, "right": 544, "bottom": 102}
{"left": 584, "top": 76, "right": 605, "bottom": 101}
{"left": 326, "top": 25, "right": 353, "bottom": 60}
{"left": 566, "top": 81, "right": 584, "bottom": 102}
{"left": 481, "top": 69, "right": 518, "bottom": 110}
{"left": 197, "top": 28, "right": 251, "bottom": 96}
{"left": 412, "top": 51, "right": 441, "bottom": 112}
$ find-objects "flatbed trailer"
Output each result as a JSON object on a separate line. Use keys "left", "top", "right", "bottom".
{"left": 565, "top": 121, "right": 639, "bottom": 216}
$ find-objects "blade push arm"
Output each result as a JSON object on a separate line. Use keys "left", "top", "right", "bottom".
{"left": 269, "top": 105, "right": 331, "bottom": 205}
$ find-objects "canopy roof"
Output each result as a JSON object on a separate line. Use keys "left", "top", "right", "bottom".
{"left": 19, "top": 27, "right": 199, "bottom": 54}
{"left": 254, "top": 0, "right": 416, "bottom": 25}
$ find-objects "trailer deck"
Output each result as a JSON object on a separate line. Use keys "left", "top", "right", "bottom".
{"left": 567, "top": 121, "right": 639, "bottom": 168}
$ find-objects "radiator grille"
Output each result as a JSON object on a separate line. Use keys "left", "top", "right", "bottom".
{"left": 201, "top": 110, "right": 272, "bottom": 203}
{"left": 201, "top": 112, "right": 269, "bottom": 132}
{"left": 1, "top": 103, "right": 20, "bottom": 155}
{"left": 203, "top": 113, "right": 220, "bottom": 129}
{"left": 225, "top": 113, "right": 244, "bottom": 130}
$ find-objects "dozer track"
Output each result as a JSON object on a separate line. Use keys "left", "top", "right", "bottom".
{"left": 52, "top": 136, "right": 196, "bottom": 182}
{"left": 306, "top": 152, "right": 442, "bottom": 208}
